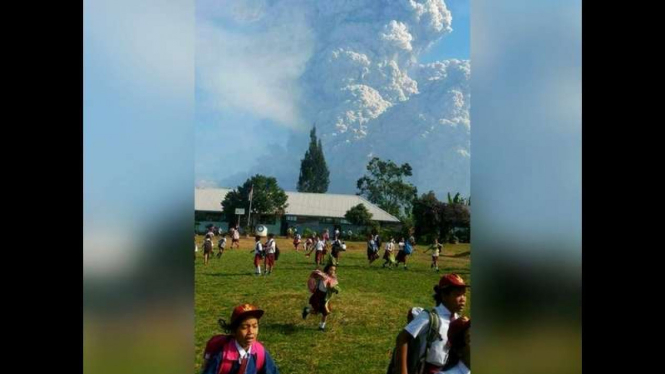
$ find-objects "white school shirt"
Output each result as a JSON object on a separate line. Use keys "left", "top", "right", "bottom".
{"left": 315, "top": 240, "right": 324, "bottom": 251}
{"left": 404, "top": 304, "right": 459, "bottom": 367}
{"left": 234, "top": 340, "right": 252, "bottom": 361}
{"left": 438, "top": 361, "right": 470, "bottom": 374}
{"left": 266, "top": 239, "right": 276, "bottom": 254}
{"left": 254, "top": 242, "right": 264, "bottom": 255}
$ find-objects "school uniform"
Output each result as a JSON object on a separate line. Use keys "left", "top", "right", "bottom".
{"left": 404, "top": 304, "right": 459, "bottom": 373}
{"left": 396, "top": 241, "right": 408, "bottom": 263}
{"left": 308, "top": 272, "right": 339, "bottom": 316}
{"left": 202, "top": 335, "right": 280, "bottom": 374}
{"left": 265, "top": 238, "right": 276, "bottom": 267}
{"left": 383, "top": 242, "right": 396, "bottom": 264}
{"left": 322, "top": 232, "right": 330, "bottom": 254}
{"left": 204, "top": 239, "right": 213, "bottom": 254}
{"left": 314, "top": 240, "right": 325, "bottom": 263}
{"left": 254, "top": 242, "right": 264, "bottom": 267}
{"left": 367, "top": 239, "right": 379, "bottom": 261}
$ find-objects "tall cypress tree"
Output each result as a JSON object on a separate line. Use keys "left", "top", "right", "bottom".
{"left": 297, "top": 126, "right": 330, "bottom": 193}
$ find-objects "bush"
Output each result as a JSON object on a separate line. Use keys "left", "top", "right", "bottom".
{"left": 303, "top": 228, "right": 316, "bottom": 238}
{"left": 378, "top": 227, "right": 402, "bottom": 242}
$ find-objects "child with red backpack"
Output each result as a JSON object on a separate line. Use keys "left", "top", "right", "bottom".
{"left": 302, "top": 263, "right": 340, "bottom": 331}
{"left": 201, "top": 304, "right": 280, "bottom": 374}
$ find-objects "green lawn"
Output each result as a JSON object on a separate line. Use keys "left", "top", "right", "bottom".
{"left": 195, "top": 236, "right": 470, "bottom": 374}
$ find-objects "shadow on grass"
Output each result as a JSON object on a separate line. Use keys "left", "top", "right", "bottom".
{"left": 444, "top": 251, "right": 471, "bottom": 258}
{"left": 263, "top": 323, "right": 306, "bottom": 335}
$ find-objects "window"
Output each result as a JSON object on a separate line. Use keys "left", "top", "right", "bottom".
{"left": 259, "top": 215, "right": 276, "bottom": 225}
{"left": 195, "top": 211, "right": 223, "bottom": 222}
{"left": 286, "top": 216, "right": 297, "bottom": 222}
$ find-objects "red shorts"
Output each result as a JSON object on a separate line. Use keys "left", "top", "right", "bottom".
{"left": 254, "top": 254, "right": 263, "bottom": 266}
{"left": 315, "top": 251, "right": 324, "bottom": 263}
{"left": 265, "top": 253, "right": 275, "bottom": 266}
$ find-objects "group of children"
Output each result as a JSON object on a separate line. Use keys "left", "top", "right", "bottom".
{"left": 370, "top": 233, "right": 444, "bottom": 271}
{"left": 200, "top": 226, "right": 446, "bottom": 275}
{"left": 201, "top": 272, "right": 470, "bottom": 374}
{"left": 299, "top": 229, "right": 347, "bottom": 268}
{"left": 199, "top": 227, "right": 242, "bottom": 265}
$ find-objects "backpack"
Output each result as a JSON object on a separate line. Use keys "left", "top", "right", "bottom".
{"left": 404, "top": 241, "right": 414, "bottom": 255}
{"left": 274, "top": 245, "right": 281, "bottom": 260}
{"left": 386, "top": 308, "right": 441, "bottom": 374}
{"left": 202, "top": 335, "right": 266, "bottom": 374}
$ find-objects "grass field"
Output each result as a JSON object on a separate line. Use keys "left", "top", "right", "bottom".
{"left": 195, "top": 236, "right": 470, "bottom": 374}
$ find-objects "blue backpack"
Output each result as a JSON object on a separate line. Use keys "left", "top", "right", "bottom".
{"left": 404, "top": 241, "right": 414, "bottom": 254}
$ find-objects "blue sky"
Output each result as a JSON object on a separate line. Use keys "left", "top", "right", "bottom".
{"left": 195, "top": 0, "right": 470, "bottom": 188}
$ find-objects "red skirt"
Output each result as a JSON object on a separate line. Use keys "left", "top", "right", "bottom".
{"left": 309, "top": 290, "right": 330, "bottom": 316}
{"left": 315, "top": 251, "right": 324, "bottom": 263}
{"left": 254, "top": 254, "right": 263, "bottom": 266}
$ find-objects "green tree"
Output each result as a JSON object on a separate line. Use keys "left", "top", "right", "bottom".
{"left": 221, "top": 175, "right": 288, "bottom": 228}
{"left": 356, "top": 157, "right": 418, "bottom": 219}
{"left": 344, "top": 204, "right": 374, "bottom": 232}
{"left": 412, "top": 191, "right": 442, "bottom": 242}
{"left": 297, "top": 126, "right": 330, "bottom": 193}
{"left": 439, "top": 200, "right": 471, "bottom": 243}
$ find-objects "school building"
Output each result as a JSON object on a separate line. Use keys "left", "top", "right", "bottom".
{"left": 195, "top": 188, "right": 401, "bottom": 235}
